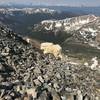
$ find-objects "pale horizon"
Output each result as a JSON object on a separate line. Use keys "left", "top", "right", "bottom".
{"left": 0, "top": 0, "right": 100, "bottom": 7}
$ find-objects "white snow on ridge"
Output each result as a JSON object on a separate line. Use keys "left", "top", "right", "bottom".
{"left": 55, "top": 22, "right": 62, "bottom": 28}
{"left": 40, "top": 15, "right": 98, "bottom": 32}
{"left": 41, "top": 20, "right": 55, "bottom": 24}
{"left": 44, "top": 24, "right": 53, "bottom": 30}
{"left": 0, "top": 8, "right": 56, "bottom": 15}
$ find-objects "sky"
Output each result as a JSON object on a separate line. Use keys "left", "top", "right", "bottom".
{"left": 0, "top": 0, "right": 100, "bottom": 7}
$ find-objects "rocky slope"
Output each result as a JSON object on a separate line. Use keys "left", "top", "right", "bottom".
{"left": 33, "top": 15, "right": 100, "bottom": 49}
{"left": 0, "top": 25, "right": 100, "bottom": 99}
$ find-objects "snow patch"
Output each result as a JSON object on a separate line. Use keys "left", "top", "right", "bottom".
{"left": 90, "top": 57, "right": 98, "bottom": 69}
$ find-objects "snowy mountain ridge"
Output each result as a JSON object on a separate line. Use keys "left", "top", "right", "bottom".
{"left": 0, "top": 8, "right": 57, "bottom": 15}
{"left": 35, "top": 15, "right": 97, "bottom": 32}
{"left": 34, "top": 15, "right": 100, "bottom": 49}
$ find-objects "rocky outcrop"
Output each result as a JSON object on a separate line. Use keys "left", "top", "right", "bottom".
{"left": 0, "top": 25, "right": 100, "bottom": 100}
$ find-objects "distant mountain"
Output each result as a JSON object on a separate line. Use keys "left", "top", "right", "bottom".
{"left": 0, "top": 8, "right": 57, "bottom": 15}
{"left": 34, "top": 15, "right": 96, "bottom": 32}
{"left": 33, "top": 15, "right": 100, "bottom": 49}
{"left": 0, "top": 8, "right": 80, "bottom": 36}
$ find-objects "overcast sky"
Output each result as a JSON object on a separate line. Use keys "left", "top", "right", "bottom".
{"left": 0, "top": 0, "right": 100, "bottom": 7}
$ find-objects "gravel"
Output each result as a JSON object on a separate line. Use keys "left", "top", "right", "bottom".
{"left": 0, "top": 25, "right": 100, "bottom": 100}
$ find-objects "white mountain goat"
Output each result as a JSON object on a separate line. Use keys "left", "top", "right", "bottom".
{"left": 40, "top": 42, "right": 62, "bottom": 59}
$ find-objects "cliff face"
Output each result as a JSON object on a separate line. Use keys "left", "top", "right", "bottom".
{"left": 0, "top": 25, "right": 100, "bottom": 100}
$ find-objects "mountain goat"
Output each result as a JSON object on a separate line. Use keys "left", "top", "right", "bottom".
{"left": 40, "top": 42, "right": 62, "bottom": 59}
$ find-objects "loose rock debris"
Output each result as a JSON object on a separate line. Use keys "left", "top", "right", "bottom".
{"left": 0, "top": 26, "right": 100, "bottom": 100}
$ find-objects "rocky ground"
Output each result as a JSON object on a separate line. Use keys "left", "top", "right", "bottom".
{"left": 0, "top": 25, "right": 100, "bottom": 100}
